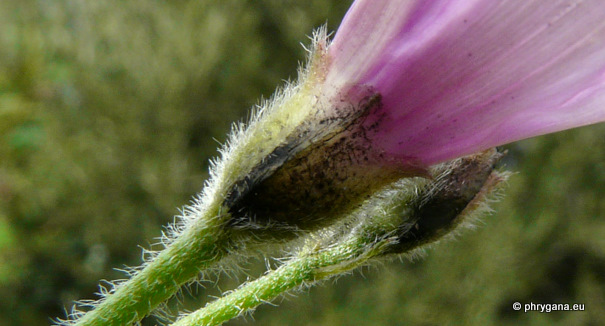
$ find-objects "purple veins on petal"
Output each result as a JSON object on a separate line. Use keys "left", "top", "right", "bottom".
{"left": 325, "top": 0, "right": 605, "bottom": 166}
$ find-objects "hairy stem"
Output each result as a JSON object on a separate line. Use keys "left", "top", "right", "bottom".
{"left": 74, "top": 216, "right": 230, "bottom": 326}
{"left": 170, "top": 151, "right": 504, "bottom": 326}
{"left": 171, "top": 236, "right": 391, "bottom": 326}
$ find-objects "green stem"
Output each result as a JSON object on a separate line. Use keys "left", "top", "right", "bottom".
{"left": 171, "top": 236, "right": 391, "bottom": 326}
{"left": 74, "top": 216, "right": 230, "bottom": 326}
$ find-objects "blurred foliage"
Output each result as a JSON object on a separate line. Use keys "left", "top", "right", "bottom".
{"left": 0, "top": 1, "right": 604, "bottom": 325}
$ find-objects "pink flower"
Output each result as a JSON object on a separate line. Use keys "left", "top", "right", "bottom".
{"left": 324, "top": 0, "right": 605, "bottom": 166}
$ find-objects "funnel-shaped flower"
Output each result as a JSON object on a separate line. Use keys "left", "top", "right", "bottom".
{"left": 325, "top": 0, "right": 605, "bottom": 165}
{"left": 224, "top": 0, "right": 605, "bottom": 232}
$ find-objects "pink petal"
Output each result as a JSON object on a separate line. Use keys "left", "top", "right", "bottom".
{"left": 325, "top": 0, "right": 605, "bottom": 165}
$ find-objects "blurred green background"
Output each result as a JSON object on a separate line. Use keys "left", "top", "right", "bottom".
{"left": 1, "top": 1, "right": 604, "bottom": 325}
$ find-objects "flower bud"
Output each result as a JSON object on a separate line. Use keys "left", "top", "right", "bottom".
{"left": 383, "top": 149, "right": 506, "bottom": 255}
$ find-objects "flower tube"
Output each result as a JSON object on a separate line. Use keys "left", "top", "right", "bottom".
{"left": 325, "top": 0, "right": 605, "bottom": 166}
